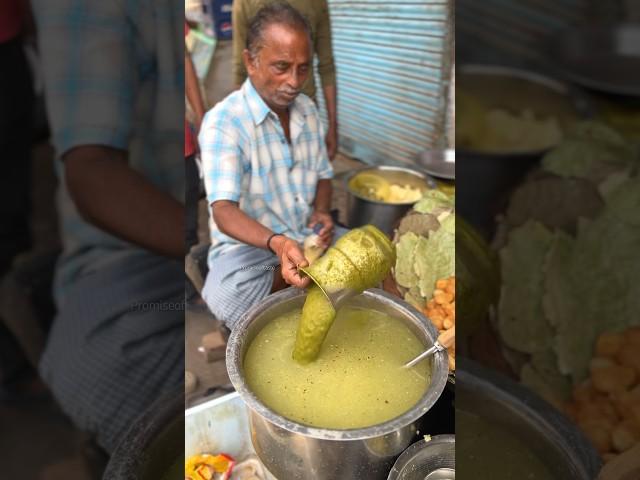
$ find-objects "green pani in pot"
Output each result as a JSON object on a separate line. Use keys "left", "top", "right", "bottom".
{"left": 246, "top": 305, "right": 430, "bottom": 428}
{"left": 457, "top": 410, "right": 554, "bottom": 480}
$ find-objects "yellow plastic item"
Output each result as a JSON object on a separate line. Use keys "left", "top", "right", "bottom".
{"left": 185, "top": 454, "right": 234, "bottom": 480}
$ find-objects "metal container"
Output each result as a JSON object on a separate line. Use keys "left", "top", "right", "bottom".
{"left": 456, "top": 358, "right": 601, "bottom": 479}
{"left": 344, "top": 166, "right": 433, "bottom": 235}
{"left": 185, "top": 392, "right": 278, "bottom": 480}
{"left": 387, "top": 435, "right": 455, "bottom": 480}
{"left": 417, "top": 149, "right": 455, "bottom": 181}
{"left": 550, "top": 23, "right": 640, "bottom": 98}
{"left": 226, "top": 288, "right": 449, "bottom": 480}
{"left": 456, "top": 64, "right": 589, "bottom": 236}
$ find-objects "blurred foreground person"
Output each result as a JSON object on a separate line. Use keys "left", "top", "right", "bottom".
{"left": 34, "top": 1, "right": 184, "bottom": 453}
{"left": 0, "top": 0, "right": 37, "bottom": 388}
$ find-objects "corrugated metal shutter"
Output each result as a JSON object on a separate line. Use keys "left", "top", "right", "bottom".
{"left": 316, "top": 0, "right": 453, "bottom": 166}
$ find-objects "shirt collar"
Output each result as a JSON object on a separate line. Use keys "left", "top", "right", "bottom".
{"left": 243, "top": 78, "right": 310, "bottom": 127}
{"left": 243, "top": 79, "right": 271, "bottom": 125}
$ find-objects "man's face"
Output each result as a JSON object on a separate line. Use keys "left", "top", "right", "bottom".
{"left": 245, "top": 23, "right": 311, "bottom": 112}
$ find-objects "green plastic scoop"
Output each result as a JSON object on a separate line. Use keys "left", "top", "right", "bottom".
{"left": 298, "top": 265, "right": 358, "bottom": 311}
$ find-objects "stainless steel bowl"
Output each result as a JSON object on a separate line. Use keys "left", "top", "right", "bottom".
{"left": 550, "top": 24, "right": 640, "bottom": 98}
{"left": 417, "top": 150, "right": 455, "bottom": 180}
{"left": 344, "top": 165, "right": 434, "bottom": 235}
{"left": 387, "top": 435, "right": 455, "bottom": 480}
{"left": 226, "top": 288, "right": 449, "bottom": 480}
{"left": 456, "top": 359, "right": 601, "bottom": 479}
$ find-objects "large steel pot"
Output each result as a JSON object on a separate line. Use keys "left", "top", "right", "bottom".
{"left": 456, "top": 64, "right": 589, "bottom": 237}
{"left": 457, "top": 358, "right": 601, "bottom": 479}
{"left": 227, "top": 288, "right": 449, "bottom": 480}
{"left": 344, "top": 165, "right": 434, "bottom": 235}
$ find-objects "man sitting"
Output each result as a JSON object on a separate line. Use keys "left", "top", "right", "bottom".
{"left": 199, "top": 3, "right": 345, "bottom": 330}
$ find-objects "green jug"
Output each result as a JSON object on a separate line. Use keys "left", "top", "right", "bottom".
{"left": 293, "top": 225, "right": 395, "bottom": 363}
{"left": 304, "top": 225, "right": 395, "bottom": 293}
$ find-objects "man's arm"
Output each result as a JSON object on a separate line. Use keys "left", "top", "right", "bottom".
{"left": 212, "top": 199, "right": 276, "bottom": 250}
{"left": 185, "top": 50, "right": 205, "bottom": 132}
{"left": 313, "top": 178, "right": 332, "bottom": 213}
{"left": 322, "top": 84, "right": 338, "bottom": 159}
{"left": 316, "top": 0, "right": 338, "bottom": 159}
{"left": 212, "top": 200, "right": 309, "bottom": 287}
{"left": 232, "top": 0, "right": 249, "bottom": 89}
{"left": 308, "top": 179, "right": 334, "bottom": 247}
{"left": 64, "top": 146, "right": 184, "bottom": 258}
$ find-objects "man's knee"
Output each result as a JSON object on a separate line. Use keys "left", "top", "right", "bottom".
{"left": 202, "top": 267, "right": 273, "bottom": 329}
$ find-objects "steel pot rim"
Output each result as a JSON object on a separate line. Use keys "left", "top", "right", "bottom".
{"left": 387, "top": 434, "right": 455, "bottom": 480}
{"left": 459, "top": 63, "right": 571, "bottom": 94}
{"left": 457, "top": 357, "right": 601, "bottom": 478}
{"left": 226, "top": 287, "right": 449, "bottom": 441}
{"left": 457, "top": 63, "right": 592, "bottom": 159}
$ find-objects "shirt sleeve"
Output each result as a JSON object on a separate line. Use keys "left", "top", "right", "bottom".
{"left": 199, "top": 113, "right": 245, "bottom": 204}
{"left": 232, "top": 0, "right": 249, "bottom": 87}
{"left": 34, "top": 0, "right": 135, "bottom": 156}
{"left": 315, "top": 0, "right": 336, "bottom": 88}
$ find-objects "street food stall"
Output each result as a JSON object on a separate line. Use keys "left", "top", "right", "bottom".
{"left": 103, "top": 2, "right": 640, "bottom": 480}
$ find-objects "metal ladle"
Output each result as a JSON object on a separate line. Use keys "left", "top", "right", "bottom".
{"left": 297, "top": 265, "right": 359, "bottom": 311}
{"left": 403, "top": 326, "right": 455, "bottom": 369}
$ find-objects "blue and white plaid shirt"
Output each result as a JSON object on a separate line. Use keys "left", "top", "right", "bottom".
{"left": 199, "top": 79, "right": 333, "bottom": 266}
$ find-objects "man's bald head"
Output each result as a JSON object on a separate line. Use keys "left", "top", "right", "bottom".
{"left": 246, "top": 2, "right": 312, "bottom": 61}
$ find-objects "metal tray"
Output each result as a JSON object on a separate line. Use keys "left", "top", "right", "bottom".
{"left": 417, "top": 150, "right": 455, "bottom": 180}
{"left": 550, "top": 24, "right": 640, "bottom": 97}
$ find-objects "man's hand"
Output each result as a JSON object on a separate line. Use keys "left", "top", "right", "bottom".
{"left": 325, "top": 125, "right": 338, "bottom": 160}
{"left": 271, "top": 235, "right": 310, "bottom": 288}
{"left": 308, "top": 210, "right": 334, "bottom": 248}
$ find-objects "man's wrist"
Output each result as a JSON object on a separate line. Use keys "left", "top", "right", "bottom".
{"left": 268, "top": 233, "right": 286, "bottom": 255}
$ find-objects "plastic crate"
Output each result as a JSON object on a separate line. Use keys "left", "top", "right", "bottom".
{"left": 204, "top": 0, "right": 233, "bottom": 40}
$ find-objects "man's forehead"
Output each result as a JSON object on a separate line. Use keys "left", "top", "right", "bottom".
{"left": 260, "top": 23, "right": 311, "bottom": 57}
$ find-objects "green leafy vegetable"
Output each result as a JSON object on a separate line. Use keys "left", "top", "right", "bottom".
{"left": 413, "top": 189, "right": 454, "bottom": 214}
{"left": 498, "top": 221, "right": 555, "bottom": 354}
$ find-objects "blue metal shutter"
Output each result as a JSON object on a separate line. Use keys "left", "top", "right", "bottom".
{"left": 316, "top": 0, "right": 453, "bottom": 166}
